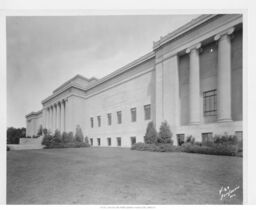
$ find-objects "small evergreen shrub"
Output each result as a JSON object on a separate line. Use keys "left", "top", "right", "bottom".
{"left": 144, "top": 121, "right": 158, "bottom": 144}
{"left": 213, "top": 134, "right": 238, "bottom": 145}
{"left": 37, "top": 125, "right": 43, "bottom": 136}
{"left": 157, "top": 121, "right": 173, "bottom": 144}
{"left": 75, "top": 125, "right": 84, "bottom": 142}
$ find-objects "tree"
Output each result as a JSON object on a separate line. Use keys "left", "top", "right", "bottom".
{"left": 144, "top": 121, "right": 158, "bottom": 144}
{"left": 75, "top": 125, "right": 84, "bottom": 142}
{"left": 158, "top": 121, "right": 173, "bottom": 144}
{"left": 7, "top": 127, "right": 26, "bottom": 144}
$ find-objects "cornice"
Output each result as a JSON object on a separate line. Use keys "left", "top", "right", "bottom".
{"left": 153, "top": 14, "right": 218, "bottom": 50}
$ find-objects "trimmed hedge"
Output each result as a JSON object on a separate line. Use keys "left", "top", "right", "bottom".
{"left": 131, "top": 142, "right": 242, "bottom": 157}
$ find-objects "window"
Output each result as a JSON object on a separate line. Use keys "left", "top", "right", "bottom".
{"left": 144, "top": 104, "right": 151, "bottom": 120}
{"left": 90, "top": 117, "right": 94, "bottom": 128}
{"left": 177, "top": 134, "right": 185, "bottom": 146}
{"left": 131, "top": 108, "right": 136, "bottom": 122}
{"left": 203, "top": 89, "right": 217, "bottom": 116}
{"left": 107, "top": 138, "right": 111, "bottom": 146}
{"left": 90, "top": 138, "right": 93, "bottom": 146}
{"left": 131, "top": 137, "right": 136, "bottom": 145}
{"left": 97, "top": 138, "right": 101, "bottom": 146}
{"left": 235, "top": 131, "right": 243, "bottom": 142}
{"left": 117, "top": 137, "right": 121, "bottom": 146}
{"left": 117, "top": 111, "right": 122, "bottom": 124}
{"left": 202, "top": 133, "right": 213, "bottom": 143}
{"left": 107, "top": 113, "right": 112, "bottom": 126}
{"left": 97, "top": 116, "right": 101, "bottom": 127}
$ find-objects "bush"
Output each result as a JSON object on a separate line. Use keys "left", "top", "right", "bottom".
{"left": 37, "top": 125, "right": 43, "bottom": 136}
{"left": 181, "top": 143, "right": 238, "bottom": 156}
{"left": 84, "top": 136, "right": 89, "bottom": 144}
{"left": 144, "top": 121, "right": 158, "bottom": 144}
{"left": 75, "top": 125, "right": 84, "bottom": 142}
{"left": 213, "top": 134, "right": 238, "bottom": 145}
{"left": 157, "top": 121, "right": 173, "bottom": 144}
{"left": 186, "top": 135, "right": 195, "bottom": 144}
{"left": 131, "top": 142, "right": 181, "bottom": 152}
{"left": 42, "top": 132, "right": 53, "bottom": 147}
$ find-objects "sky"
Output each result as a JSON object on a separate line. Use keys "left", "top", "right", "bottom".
{"left": 7, "top": 14, "right": 199, "bottom": 128}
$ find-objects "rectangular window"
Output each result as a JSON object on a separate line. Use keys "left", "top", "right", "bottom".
{"left": 144, "top": 104, "right": 151, "bottom": 120}
{"left": 131, "top": 108, "right": 136, "bottom": 122}
{"left": 202, "top": 133, "right": 213, "bottom": 143}
{"left": 107, "top": 137, "right": 111, "bottom": 146}
{"left": 177, "top": 134, "right": 185, "bottom": 146}
{"left": 107, "top": 113, "right": 112, "bottom": 126}
{"left": 90, "top": 117, "right": 94, "bottom": 128}
{"left": 131, "top": 136, "right": 136, "bottom": 145}
{"left": 117, "top": 111, "right": 122, "bottom": 124}
{"left": 97, "top": 116, "right": 101, "bottom": 127}
{"left": 117, "top": 137, "right": 121, "bottom": 146}
{"left": 203, "top": 89, "right": 217, "bottom": 116}
{"left": 90, "top": 138, "right": 93, "bottom": 146}
{"left": 97, "top": 138, "right": 101, "bottom": 146}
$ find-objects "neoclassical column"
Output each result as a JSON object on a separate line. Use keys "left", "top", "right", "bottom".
{"left": 56, "top": 102, "right": 60, "bottom": 131}
{"left": 214, "top": 27, "right": 234, "bottom": 122}
{"left": 50, "top": 106, "right": 53, "bottom": 131}
{"left": 60, "top": 100, "right": 65, "bottom": 133}
{"left": 53, "top": 104, "right": 57, "bottom": 131}
{"left": 186, "top": 43, "right": 201, "bottom": 125}
{"left": 65, "top": 98, "right": 69, "bottom": 132}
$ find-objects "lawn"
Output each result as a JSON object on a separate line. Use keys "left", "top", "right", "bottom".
{"left": 7, "top": 147, "right": 243, "bottom": 204}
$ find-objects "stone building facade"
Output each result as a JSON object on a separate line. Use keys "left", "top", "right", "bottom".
{"left": 25, "top": 14, "right": 243, "bottom": 146}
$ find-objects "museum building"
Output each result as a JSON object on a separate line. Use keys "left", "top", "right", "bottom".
{"left": 25, "top": 14, "right": 243, "bottom": 147}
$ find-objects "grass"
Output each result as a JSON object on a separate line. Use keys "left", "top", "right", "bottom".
{"left": 7, "top": 147, "right": 243, "bottom": 204}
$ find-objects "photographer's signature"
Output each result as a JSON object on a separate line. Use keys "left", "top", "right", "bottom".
{"left": 219, "top": 185, "right": 240, "bottom": 200}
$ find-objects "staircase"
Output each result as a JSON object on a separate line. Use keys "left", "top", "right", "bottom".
{"left": 8, "top": 136, "right": 45, "bottom": 150}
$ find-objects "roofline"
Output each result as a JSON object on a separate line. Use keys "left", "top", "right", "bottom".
{"left": 53, "top": 74, "right": 92, "bottom": 94}
{"left": 42, "top": 51, "right": 155, "bottom": 105}
{"left": 153, "top": 14, "right": 219, "bottom": 50}
{"left": 26, "top": 110, "right": 42, "bottom": 118}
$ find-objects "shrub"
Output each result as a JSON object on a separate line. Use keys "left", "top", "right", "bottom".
{"left": 131, "top": 142, "right": 181, "bottom": 152}
{"left": 144, "top": 121, "right": 158, "bottom": 144}
{"left": 213, "top": 133, "right": 238, "bottom": 145}
{"left": 61, "top": 131, "right": 69, "bottom": 143}
{"left": 51, "top": 130, "right": 62, "bottom": 145}
{"left": 68, "top": 132, "right": 74, "bottom": 142}
{"left": 42, "top": 132, "right": 53, "bottom": 147}
{"left": 37, "top": 125, "right": 43, "bottom": 136}
{"left": 42, "top": 128, "right": 48, "bottom": 136}
{"left": 84, "top": 136, "right": 89, "bottom": 144}
{"left": 158, "top": 121, "right": 173, "bottom": 144}
{"left": 75, "top": 125, "right": 84, "bottom": 142}
{"left": 186, "top": 135, "right": 195, "bottom": 144}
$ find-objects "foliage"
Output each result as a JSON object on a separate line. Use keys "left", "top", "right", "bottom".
{"left": 84, "top": 136, "right": 89, "bottom": 144}
{"left": 42, "top": 126, "right": 90, "bottom": 149}
{"left": 144, "top": 121, "right": 158, "bottom": 144}
{"left": 7, "top": 127, "right": 26, "bottom": 144}
{"left": 43, "top": 128, "right": 48, "bottom": 136}
{"left": 75, "top": 125, "right": 84, "bottom": 142}
{"left": 37, "top": 125, "right": 43, "bottom": 136}
{"left": 213, "top": 133, "right": 238, "bottom": 145}
{"left": 131, "top": 143, "right": 181, "bottom": 152}
{"left": 186, "top": 135, "right": 195, "bottom": 144}
{"left": 157, "top": 121, "right": 173, "bottom": 144}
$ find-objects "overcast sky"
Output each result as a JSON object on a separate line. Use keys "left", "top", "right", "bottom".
{"left": 7, "top": 15, "right": 199, "bottom": 128}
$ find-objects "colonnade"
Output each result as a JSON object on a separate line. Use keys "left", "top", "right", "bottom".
{"left": 43, "top": 99, "right": 68, "bottom": 133}
{"left": 186, "top": 27, "right": 234, "bottom": 124}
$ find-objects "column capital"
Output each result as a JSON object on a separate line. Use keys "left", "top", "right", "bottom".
{"left": 214, "top": 27, "right": 235, "bottom": 41}
{"left": 186, "top": 43, "right": 201, "bottom": 54}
